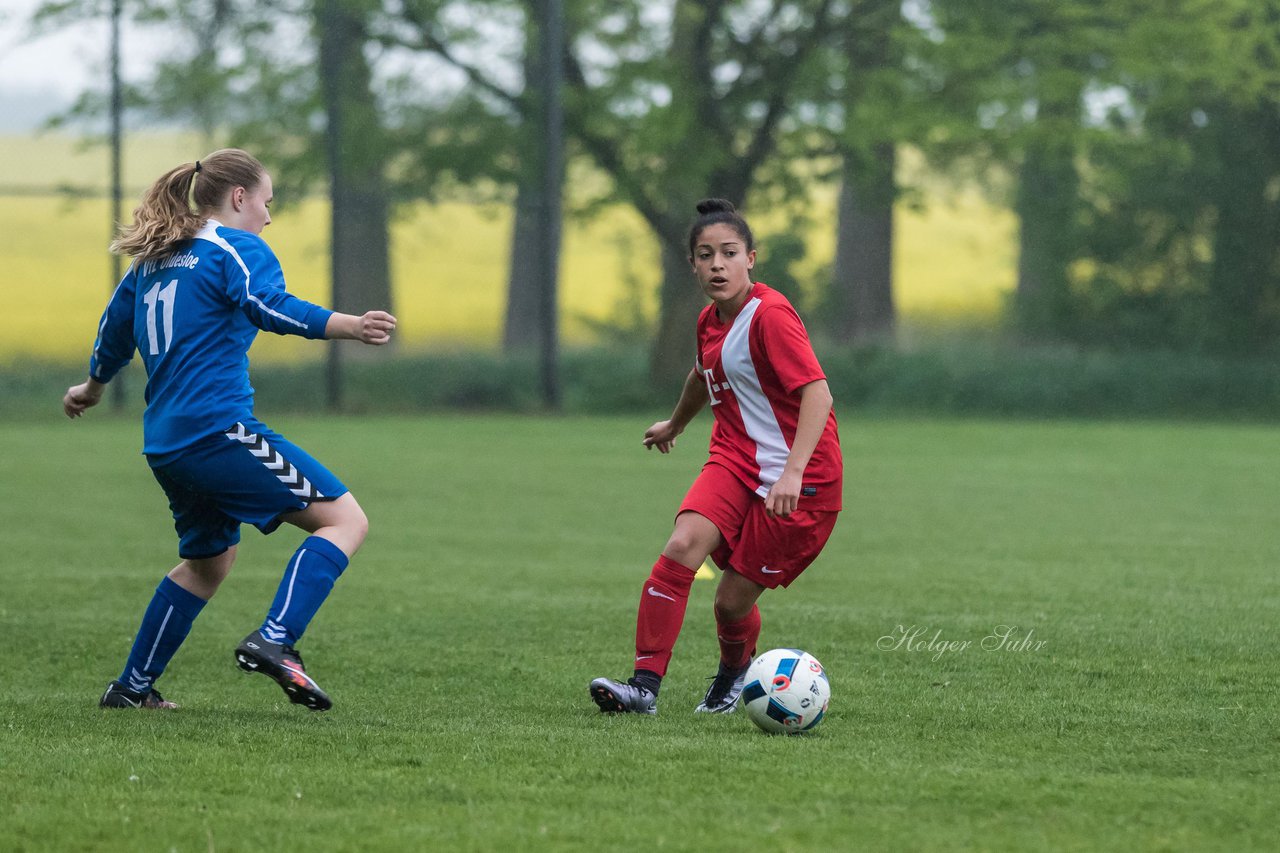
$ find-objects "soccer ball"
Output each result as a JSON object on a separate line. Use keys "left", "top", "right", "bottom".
{"left": 742, "top": 648, "right": 830, "bottom": 734}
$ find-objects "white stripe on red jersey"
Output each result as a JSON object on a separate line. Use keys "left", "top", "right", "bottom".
{"left": 720, "top": 296, "right": 789, "bottom": 494}
{"left": 696, "top": 282, "right": 842, "bottom": 511}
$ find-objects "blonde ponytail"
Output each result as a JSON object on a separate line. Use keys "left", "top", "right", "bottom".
{"left": 110, "top": 148, "right": 267, "bottom": 260}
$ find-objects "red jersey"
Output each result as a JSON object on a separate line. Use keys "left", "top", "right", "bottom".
{"left": 696, "top": 282, "right": 842, "bottom": 511}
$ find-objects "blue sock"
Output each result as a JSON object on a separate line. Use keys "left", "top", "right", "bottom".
{"left": 119, "top": 576, "right": 207, "bottom": 693}
{"left": 259, "top": 536, "right": 349, "bottom": 647}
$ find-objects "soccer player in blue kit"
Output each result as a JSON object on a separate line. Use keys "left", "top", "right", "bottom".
{"left": 63, "top": 149, "right": 396, "bottom": 712}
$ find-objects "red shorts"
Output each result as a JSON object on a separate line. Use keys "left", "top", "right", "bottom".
{"left": 677, "top": 463, "right": 839, "bottom": 589}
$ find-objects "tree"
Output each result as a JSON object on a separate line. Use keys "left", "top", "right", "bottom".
{"left": 389, "top": 1, "right": 845, "bottom": 387}
{"left": 924, "top": 0, "right": 1127, "bottom": 340}
{"left": 316, "top": 0, "right": 394, "bottom": 405}
{"left": 503, "top": 37, "right": 550, "bottom": 354}
{"left": 497, "top": 1, "right": 566, "bottom": 370}
{"left": 381, "top": 0, "right": 566, "bottom": 403}
{"left": 564, "top": 0, "right": 838, "bottom": 385}
{"left": 33, "top": 0, "right": 471, "bottom": 406}
{"left": 1073, "top": 0, "right": 1280, "bottom": 354}
{"left": 28, "top": 0, "right": 151, "bottom": 408}
{"left": 920, "top": 0, "right": 1280, "bottom": 354}
{"left": 931, "top": 0, "right": 1280, "bottom": 353}
{"left": 826, "top": 0, "right": 913, "bottom": 345}
{"left": 140, "top": 0, "right": 240, "bottom": 148}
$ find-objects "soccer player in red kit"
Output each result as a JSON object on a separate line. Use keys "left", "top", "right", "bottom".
{"left": 590, "top": 198, "right": 842, "bottom": 716}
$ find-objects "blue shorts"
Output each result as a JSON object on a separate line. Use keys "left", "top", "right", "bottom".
{"left": 148, "top": 419, "right": 348, "bottom": 560}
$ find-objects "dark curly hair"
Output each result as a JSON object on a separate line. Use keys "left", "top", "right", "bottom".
{"left": 686, "top": 198, "right": 755, "bottom": 258}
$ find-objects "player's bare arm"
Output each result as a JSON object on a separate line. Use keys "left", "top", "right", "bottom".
{"left": 63, "top": 377, "right": 108, "bottom": 419}
{"left": 644, "top": 364, "right": 711, "bottom": 453}
{"left": 324, "top": 310, "right": 398, "bottom": 345}
{"left": 764, "top": 379, "right": 833, "bottom": 518}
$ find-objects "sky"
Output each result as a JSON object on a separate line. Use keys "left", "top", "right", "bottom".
{"left": 0, "top": 0, "right": 477, "bottom": 132}
{"left": 0, "top": 0, "right": 161, "bottom": 130}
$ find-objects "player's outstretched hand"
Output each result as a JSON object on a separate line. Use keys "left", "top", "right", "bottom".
{"left": 353, "top": 310, "right": 397, "bottom": 345}
{"left": 328, "top": 310, "right": 397, "bottom": 344}
{"left": 63, "top": 380, "right": 104, "bottom": 419}
{"left": 643, "top": 420, "right": 682, "bottom": 454}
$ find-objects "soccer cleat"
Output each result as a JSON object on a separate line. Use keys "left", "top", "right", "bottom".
{"left": 234, "top": 631, "right": 332, "bottom": 711}
{"left": 589, "top": 677, "right": 657, "bottom": 715}
{"left": 99, "top": 679, "right": 178, "bottom": 710}
{"left": 694, "top": 664, "right": 748, "bottom": 713}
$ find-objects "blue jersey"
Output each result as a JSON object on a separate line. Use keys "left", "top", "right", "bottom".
{"left": 89, "top": 220, "right": 333, "bottom": 457}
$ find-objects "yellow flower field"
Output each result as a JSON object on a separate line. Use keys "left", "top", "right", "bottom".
{"left": 0, "top": 133, "right": 1015, "bottom": 364}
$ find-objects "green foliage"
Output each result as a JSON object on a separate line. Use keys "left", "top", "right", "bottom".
{"left": 926, "top": 0, "right": 1280, "bottom": 354}
{"left": 1055, "top": 0, "right": 1280, "bottom": 354}
{"left": 561, "top": 0, "right": 852, "bottom": 382}
{"left": 17, "top": 342, "right": 1280, "bottom": 421}
{"left": 569, "top": 231, "right": 658, "bottom": 348}
{"left": 823, "top": 342, "right": 1280, "bottom": 419}
{"left": 23, "top": 0, "right": 1280, "bottom": 359}
{"left": 752, "top": 230, "right": 810, "bottom": 313}
{"left": 2, "top": 415, "right": 1278, "bottom": 849}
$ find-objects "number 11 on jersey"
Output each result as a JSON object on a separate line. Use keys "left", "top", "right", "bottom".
{"left": 143, "top": 279, "right": 178, "bottom": 355}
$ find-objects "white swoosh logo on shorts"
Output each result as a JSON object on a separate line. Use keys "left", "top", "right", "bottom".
{"left": 760, "top": 566, "right": 782, "bottom": 574}
{"left": 647, "top": 587, "right": 676, "bottom": 601}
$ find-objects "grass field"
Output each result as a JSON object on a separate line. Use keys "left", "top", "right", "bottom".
{"left": 1, "top": 413, "right": 1276, "bottom": 850}
{"left": 1, "top": 132, "right": 1016, "bottom": 363}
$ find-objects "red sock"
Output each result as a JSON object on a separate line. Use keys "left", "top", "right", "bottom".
{"left": 633, "top": 555, "right": 696, "bottom": 678}
{"left": 716, "top": 604, "right": 761, "bottom": 671}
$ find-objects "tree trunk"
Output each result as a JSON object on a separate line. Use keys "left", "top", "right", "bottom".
{"left": 503, "top": 17, "right": 547, "bottom": 353}
{"left": 317, "top": 0, "right": 392, "bottom": 317}
{"left": 317, "top": 0, "right": 392, "bottom": 409}
{"left": 504, "top": 0, "right": 565, "bottom": 411}
{"left": 831, "top": 142, "right": 896, "bottom": 344}
{"left": 646, "top": 0, "right": 723, "bottom": 390}
{"left": 503, "top": 176, "right": 544, "bottom": 351}
{"left": 828, "top": 0, "right": 899, "bottom": 345}
{"left": 649, "top": 235, "right": 703, "bottom": 389}
{"left": 1205, "top": 103, "right": 1278, "bottom": 355}
{"left": 532, "top": 0, "right": 565, "bottom": 407}
{"left": 1014, "top": 129, "right": 1079, "bottom": 338}
{"left": 109, "top": 0, "right": 127, "bottom": 410}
